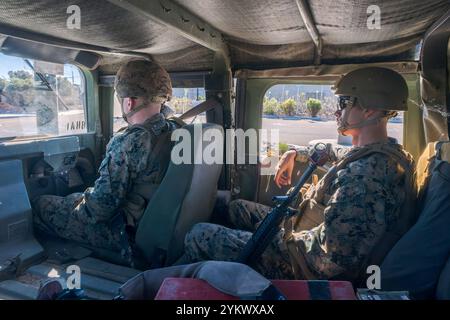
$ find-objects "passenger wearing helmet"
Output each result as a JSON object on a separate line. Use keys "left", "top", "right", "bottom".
{"left": 33, "top": 59, "right": 179, "bottom": 252}
{"left": 184, "top": 67, "right": 416, "bottom": 283}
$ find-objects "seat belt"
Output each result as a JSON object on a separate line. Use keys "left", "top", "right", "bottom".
{"left": 178, "top": 98, "right": 221, "bottom": 121}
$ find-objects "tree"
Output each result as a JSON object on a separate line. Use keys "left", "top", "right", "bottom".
{"left": 57, "top": 77, "right": 73, "bottom": 97}
{"left": 306, "top": 98, "right": 322, "bottom": 117}
{"left": 170, "top": 97, "right": 193, "bottom": 114}
{"left": 263, "top": 97, "right": 279, "bottom": 115}
{"left": 280, "top": 98, "right": 296, "bottom": 116}
{"left": 8, "top": 70, "right": 32, "bottom": 80}
{"left": 0, "top": 78, "right": 6, "bottom": 102}
{"left": 279, "top": 142, "right": 289, "bottom": 156}
{"left": 4, "top": 70, "right": 34, "bottom": 109}
{"left": 0, "top": 78, "right": 6, "bottom": 91}
{"left": 7, "top": 72, "right": 33, "bottom": 91}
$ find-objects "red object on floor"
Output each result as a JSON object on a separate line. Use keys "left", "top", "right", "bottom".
{"left": 155, "top": 278, "right": 356, "bottom": 300}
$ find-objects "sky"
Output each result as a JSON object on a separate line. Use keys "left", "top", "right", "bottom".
{"left": 0, "top": 53, "right": 28, "bottom": 78}
{"left": 0, "top": 53, "right": 82, "bottom": 85}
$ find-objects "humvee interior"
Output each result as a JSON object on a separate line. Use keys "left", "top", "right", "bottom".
{"left": 0, "top": 0, "right": 449, "bottom": 300}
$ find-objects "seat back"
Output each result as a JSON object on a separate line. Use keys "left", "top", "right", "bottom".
{"left": 436, "top": 255, "right": 450, "bottom": 299}
{"left": 135, "top": 123, "right": 223, "bottom": 267}
{"left": 380, "top": 141, "right": 450, "bottom": 299}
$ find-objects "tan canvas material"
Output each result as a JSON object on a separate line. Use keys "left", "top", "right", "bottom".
{"left": 119, "top": 261, "right": 272, "bottom": 300}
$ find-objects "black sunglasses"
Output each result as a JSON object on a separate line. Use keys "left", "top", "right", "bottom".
{"left": 337, "top": 96, "right": 355, "bottom": 111}
{"left": 116, "top": 94, "right": 139, "bottom": 104}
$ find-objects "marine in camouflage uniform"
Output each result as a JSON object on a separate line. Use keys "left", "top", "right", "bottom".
{"left": 33, "top": 60, "right": 177, "bottom": 252}
{"left": 184, "top": 67, "right": 416, "bottom": 282}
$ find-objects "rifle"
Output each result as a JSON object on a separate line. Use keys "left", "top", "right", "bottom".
{"left": 237, "top": 142, "right": 330, "bottom": 265}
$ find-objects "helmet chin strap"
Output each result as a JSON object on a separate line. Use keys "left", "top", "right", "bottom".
{"left": 121, "top": 98, "right": 165, "bottom": 123}
{"left": 338, "top": 103, "right": 387, "bottom": 136}
{"left": 122, "top": 101, "right": 148, "bottom": 123}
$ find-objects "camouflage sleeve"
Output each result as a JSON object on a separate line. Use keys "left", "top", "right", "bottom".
{"left": 293, "top": 144, "right": 349, "bottom": 163}
{"left": 293, "top": 146, "right": 310, "bottom": 163}
{"left": 76, "top": 130, "right": 152, "bottom": 224}
{"left": 297, "top": 160, "right": 390, "bottom": 278}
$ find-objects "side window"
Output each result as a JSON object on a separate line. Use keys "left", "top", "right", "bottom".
{"left": 0, "top": 53, "right": 87, "bottom": 139}
{"left": 113, "top": 95, "right": 127, "bottom": 132}
{"left": 261, "top": 83, "right": 404, "bottom": 157}
{"left": 387, "top": 111, "right": 404, "bottom": 144}
{"left": 258, "top": 83, "right": 404, "bottom": 205}
{"left": 113, "top": 87, "right": 206, "bottom": 132}
{"left": 168, "top": 88, "right": 206, "bottom": 124}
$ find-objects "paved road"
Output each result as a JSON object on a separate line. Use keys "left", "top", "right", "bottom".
{"left": 0, "top": 111, "right": 86, "bottom": 138}
{"left": 262, "top": 118, "right": 403, "bottom": 146}
{"left": 0, "top": 113, "right": 403, "bottom": 147}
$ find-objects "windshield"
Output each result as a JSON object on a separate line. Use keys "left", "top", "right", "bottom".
{"left": 0, "top": 53, "right": 87, "bottom": 140}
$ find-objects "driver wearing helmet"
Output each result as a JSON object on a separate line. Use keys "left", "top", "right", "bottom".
{"left": 33, "top": 59, "right": 179, "bottom": 252}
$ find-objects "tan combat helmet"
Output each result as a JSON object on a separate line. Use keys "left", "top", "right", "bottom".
{"left": 114, "top": 59, "right": 172, "bottom": 122}
{"left": 333, "top": 67, "right": 408, "bottom": 134}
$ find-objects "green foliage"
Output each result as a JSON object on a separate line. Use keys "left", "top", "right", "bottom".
{"left": 3, "top": 70, "right": 34, "bottom": 108}
{"left": 8, "top": 70, "right": 32, "bottom": 80}
{"left": 279, "top": 98, "right": 296, "bottom": 116}
{"left": 197, "top": 95, "right": 205, "bottom": 101}
{"left": 279, "top": 142, "right": 289, "bottom": 156}
{"left": 0, "top": 78, "right": 6, "bottom": 91}
{"left": 170, "top": 97, "right": 193, "bottom": 114}
{"left": 7, "top": 75, "right": 33, "bottom": 91}
{"left": 57, "top": 77, "right": 74, "bottom": 97}
{"left": 306, "top": 98, "right": 322, "bottom": 117}
{"left": 263, "top": 97, "right": 279, "bottom": 115}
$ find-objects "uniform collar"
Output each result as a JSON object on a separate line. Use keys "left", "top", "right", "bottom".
{"left": 347, "top": 137, "right": 402, "bottom": 156}
{"left": 134, "top": 113, "right": 168, "bottom": 136}
{"left": 355, "top": 137, "right": 399, "bottom": 148}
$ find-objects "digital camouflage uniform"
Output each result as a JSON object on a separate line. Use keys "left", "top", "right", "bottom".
{"left": 33, "top": 60, "right": 176, "bottom": 252}
{"left": 184, "top": 138, "right": 415, "bottom": 280}
{"left": 33, "top": 113, "right": 178, "bottom": 251}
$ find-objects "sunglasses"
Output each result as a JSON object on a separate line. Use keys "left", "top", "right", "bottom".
{"left": 116, "top": 94, "right": 139, "bottom": 104}
{"left": 337, "top": 96, "right": 355, "bottom": 111}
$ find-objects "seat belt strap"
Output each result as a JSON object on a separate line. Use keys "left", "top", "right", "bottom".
{"left": 178, "top": 98, "right": 221, "bottom": 120}
{"left": 167, "top": 116, "right": 187, "bottom": 128}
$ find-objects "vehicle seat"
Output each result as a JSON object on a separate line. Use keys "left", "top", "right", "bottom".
{"left": 380, "top": 141, "right": 450, "bottom": 299}
{"left": 436, "top": 255, "right": 450, "bottom": 299}
{"left": 134, "top": 123, "right": 224, "bottom": 267}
